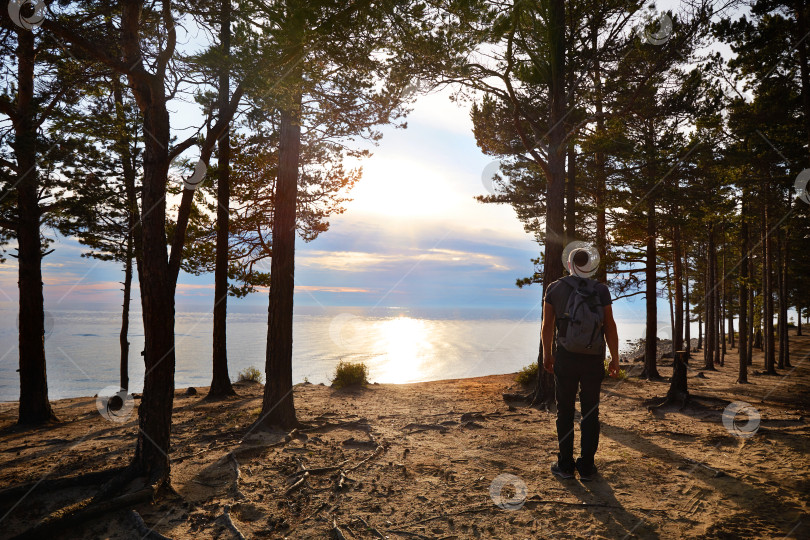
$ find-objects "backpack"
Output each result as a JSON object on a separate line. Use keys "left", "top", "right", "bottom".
{"left": 555, "top": 276, "right": 605, "bottom": 355}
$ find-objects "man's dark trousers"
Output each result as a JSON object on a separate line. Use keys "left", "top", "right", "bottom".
{"left": 553, "top": 346, "right": 605, "bottom": 471}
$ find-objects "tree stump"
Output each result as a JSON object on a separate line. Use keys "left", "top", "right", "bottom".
{"left": 666, "top": 351, "right": 689, "bottom": 407}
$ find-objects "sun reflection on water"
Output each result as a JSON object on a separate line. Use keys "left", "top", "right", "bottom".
{"left": 371, "top": 316, "right": 433, "bottom": 383}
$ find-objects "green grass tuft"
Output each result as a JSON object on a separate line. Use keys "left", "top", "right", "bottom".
{"left": 515, "top": 363, "right": 539, "bottom": 386}
{"left": 331, "top": 360, "right": 369, "bottom": 389}
{"left": 237, "top": 365, "right": 264, "bottom": 384}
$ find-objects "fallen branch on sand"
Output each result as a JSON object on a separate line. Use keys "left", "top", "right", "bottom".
{"left": 129, "top": 510, "right": 174, "bottom": 540}
{"left": 284, "top": 472, "right": 309, "bottom": 496}
{"left": 346, "top": 444, "right": 386, "bottom": 472}
{"left": 290, "top": 459, "right": 349, "bottom": 479}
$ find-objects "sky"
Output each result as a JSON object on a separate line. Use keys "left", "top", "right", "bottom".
{"left": 0, "top": 87, "right": 554, "bottom": 314}
{"left": 0, "top": 0, "right": 729, "bottom": 327}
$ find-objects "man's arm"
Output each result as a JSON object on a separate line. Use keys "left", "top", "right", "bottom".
{"left": 603, "top": 305, "right": 620, "bottom": 377}
{"left": 541, "top": 302, "right": 556, "bottom": 373}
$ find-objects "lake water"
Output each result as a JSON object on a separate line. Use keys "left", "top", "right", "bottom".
{"left": 0, "top": 306, "right": 647, "bottom": 401}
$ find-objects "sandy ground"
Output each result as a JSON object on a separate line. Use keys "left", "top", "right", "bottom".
{"left": 0, "top": 333, "right": 808, "bottom": 539}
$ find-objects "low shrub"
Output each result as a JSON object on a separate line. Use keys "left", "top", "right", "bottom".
{"left": 331, "top": 360, "right": 369, "bottom": 389}
{"left": 515, "top": 363, "right": 539, "bottom": 386}
{"left": 237, "top": 365, "right": 264, "bottom": 384}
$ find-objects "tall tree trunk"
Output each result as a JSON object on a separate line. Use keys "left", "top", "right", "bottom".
{"left": 665, "top": 258, "right": 674, "bottom": 337}
{"left": 798, "top": 306, "right": 803, "bottom": 336}
{"left": 684, "top": 249, "right": 691, "bottom": 354}
{"left": 748, "top": 282, "right": 755, "bottom": 365}
{"left": 704, "top": 230, "right": 716, "bottom": 371}
{"left": 673, "top": 225, "right": 684, "bottom": 353}
{"left": 720, "top": 221, "right": 727, "bottom": 358}
{"left": 592, "top": 26, "right": 607, "bottom": 284}
{"left": 762, "top": 182, "right": 777, "bottom": 374}
{"left": 714, "top": 242, "right": 722, "bottom": 367}
{"left": 132, "top": 98, "right": 176, "bottom": 484}
{"left": 780, "top": 226, "right": 791, "bottom": 368}
{"left": 257, "top": 90, "right": 303, "bottom": 428}
{"left": 120, "top": 232, "right": 133, "bottom": 391}
{"left": 776, "top": 228, "right": 785, "bottom": 369}
{"left": 796, "top": 0, "right": 810, "bottom": 159}
{"left": 15, "top": 29, "right": 55, "bottom": 425}
{"left": 738, "top": 200, "right": 749, "bottom": 383}
{"left": 531, "top": 0, "right": 566, "bottom": 407}
{"left": 698, "top": 313, "right": 703, "bottom": 350}
{"left": 644, "top": 190, "right": 660, "bottom": 379}
{"left": 112, "top": 74, "right": 141, "bottom": 392}
{"left": 209, "top": 0, "right": 236, "bottom": 399}
{"left": 565, "top": 146, "right": 576, "bottom": 243}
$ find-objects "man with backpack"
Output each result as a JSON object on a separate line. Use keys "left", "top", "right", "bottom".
{"left": 541, "top": 247, "right": 620, "bottom": 481}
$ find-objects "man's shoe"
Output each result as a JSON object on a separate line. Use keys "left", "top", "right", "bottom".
{"left": 575, "top": 458, "right": 598, "bottom": 481}
{"left": 551, "top": 462, "right": 575, "bottom": 479}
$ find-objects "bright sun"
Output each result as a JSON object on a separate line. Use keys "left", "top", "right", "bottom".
{"left": 344, "top": 158, "right": 461, "bottom": 218}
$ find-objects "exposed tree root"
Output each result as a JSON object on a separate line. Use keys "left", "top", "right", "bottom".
{"left": 385, "top": 529, "right": 432, "bottom": 539}
{"left": 11, "top": 485, "right": 155, "bottom": 540}
{"left": 227, "top": 452, "right": 246, "bottom": 500}
{"left": 403, "top": 423, "right": 448, "bottom": 434}
{"left": 685, "top": 458, "right": 727, "bottom": 478}
{"left": 129, "top": 509, "right": 174, "bottom": 540}
{"left": 332, "top": 518, "right": 348, "bottom": 540}
{"left": 218, "top": 505, "right": 246, "bottom": 540}
{"left": 302, "top": 419, "right": 371, "bottom": 434}
{"left": 502, "top": 392, "right": 532, "bottom": 403}
{"left": 354, "top": 516, "right": 385, "bottom": 538}
{"left": 0, "top": 466, "right": 128, "bottom": 504}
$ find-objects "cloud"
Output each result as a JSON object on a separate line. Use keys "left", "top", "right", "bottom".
{"left": 298, "top": 248, "right": 510, "bottom": 273}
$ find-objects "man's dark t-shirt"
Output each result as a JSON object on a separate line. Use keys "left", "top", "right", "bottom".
{"left": 544, "top": 276, "right": 612, "bottom": 358}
